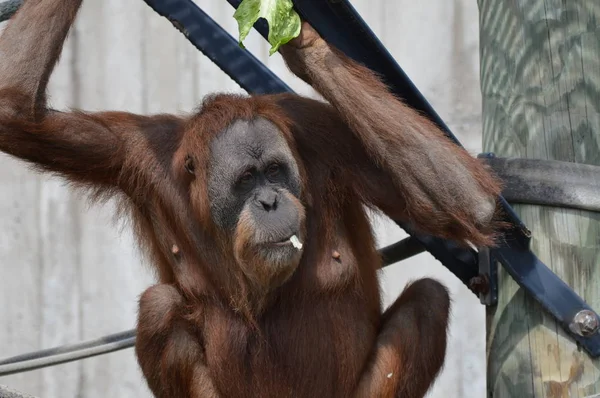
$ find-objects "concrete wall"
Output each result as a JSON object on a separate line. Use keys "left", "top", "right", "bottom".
{"left": 0, "top": 0, "right": 487, "bottom": 396}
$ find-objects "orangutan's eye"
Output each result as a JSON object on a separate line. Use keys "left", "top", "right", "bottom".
{"left": 266, "top": 163, "right": 281, "bottom": 178}
{"left": 239, "top": 171, "right": 255, "bottom": 185}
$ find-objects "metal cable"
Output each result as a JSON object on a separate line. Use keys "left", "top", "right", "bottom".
{"left": 0, "top": 0, "right": 20, "bottom": 23}
{"left": 0, "top": 330, "right": 135, "bottom": 376}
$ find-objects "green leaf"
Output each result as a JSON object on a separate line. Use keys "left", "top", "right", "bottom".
{"left": 233, "top": 0, "right": 301, "bottom": 56}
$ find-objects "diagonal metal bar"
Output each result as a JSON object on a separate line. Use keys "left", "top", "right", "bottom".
{"left": 143, "top": 0, "right": 291, "bottom": 95}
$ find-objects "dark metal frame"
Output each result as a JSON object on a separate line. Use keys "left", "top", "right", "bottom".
{"left": 1, "top": 0, "right": 600, "bottom": 377}
{"left": 143, "top": 0, "right": 600, "bottom": 357}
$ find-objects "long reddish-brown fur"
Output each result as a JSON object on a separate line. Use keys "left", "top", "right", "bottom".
{"left": 0, "top": 2, "right": 502, "bottom": 398}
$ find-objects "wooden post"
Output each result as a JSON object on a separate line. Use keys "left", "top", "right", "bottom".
{"left": 479, "top": 1, "right": 600, "bottom": 396}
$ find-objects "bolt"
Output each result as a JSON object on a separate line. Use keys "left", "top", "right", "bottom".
{"left": 569, "top": 310, "right": 600, "bottom": 337}
{"left": 468, "top": 274, "right": 490, "bottom": 295}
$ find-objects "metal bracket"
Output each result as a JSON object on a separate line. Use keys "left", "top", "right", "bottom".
{"left": 493, "top": 243, "right": 600, "bottom": 352}
{"left": 480, "top": 154, "right": 600, "bottom": 213}
{"left": 473, "top": 248, "right": 498, "bottom": 306}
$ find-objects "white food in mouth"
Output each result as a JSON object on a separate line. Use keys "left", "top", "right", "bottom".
{"left": 290, "top": 235, "right": 303, "bottom": 250}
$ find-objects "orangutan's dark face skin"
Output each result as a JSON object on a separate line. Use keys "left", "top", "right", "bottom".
{"left": 207, "top": 117, "right": 306, "bottom": 286}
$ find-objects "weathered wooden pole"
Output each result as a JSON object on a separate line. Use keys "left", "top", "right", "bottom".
{"left": 479, "top": 1, "right": 600, "bottom": 396}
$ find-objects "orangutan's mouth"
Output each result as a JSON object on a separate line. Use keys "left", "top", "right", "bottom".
{"left": 267, "top": 234, "right": 294, "bottom": 247}
{"left": 262, "top": 233, "right": 303, "bottom": 250}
